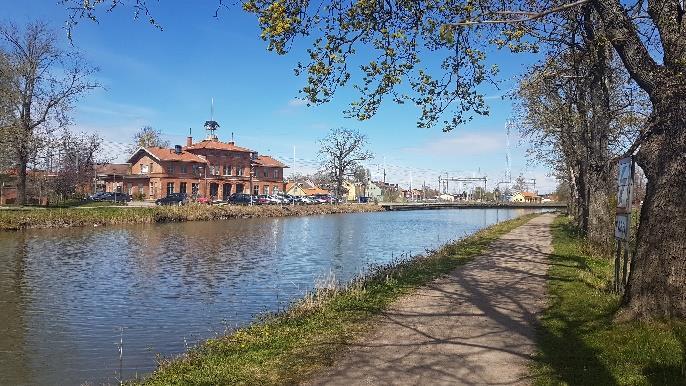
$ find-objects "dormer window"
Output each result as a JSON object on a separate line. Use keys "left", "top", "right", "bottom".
{"left": 141, "top": 164, "right": 149, "bottom": 174}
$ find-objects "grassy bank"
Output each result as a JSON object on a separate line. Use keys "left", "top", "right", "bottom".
{"left": 532, "top": 216, "right": 686, "bottom": 385}
{"left": 0, "top": 203, "right": 384, "bottom": 231}
{"left": 138, "top": 213, "right": 540, "bottom": 385}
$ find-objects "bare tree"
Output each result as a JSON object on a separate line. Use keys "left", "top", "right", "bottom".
{"left": 0, "top": 21, "right": 98, "bottom": 205}
{"left": 45, "top": 129, "right": 105, "bottom": 200}
{"left": 317, "top": 128, "right": 373, "bottom": 199}
{"left": 128, "top": 125, "right": 169, "bottom": 154}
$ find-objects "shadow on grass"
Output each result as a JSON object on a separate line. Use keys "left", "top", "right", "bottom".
{"left": 643, "top": 326, "right": 686, "bottom": 385}
{"left": 534, "top": 217, "right": 686, "bottom": 386}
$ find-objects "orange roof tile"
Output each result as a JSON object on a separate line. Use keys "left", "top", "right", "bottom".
{"left": 129, "top": 147, "right": 207, "bottom": 163}
{"left": 96, "top": 163, "right": 130, "bottom": 175}
{"left": 255, "top": 155, "right": 288, "bottom": 168}
{"left": 521, "top": 192, "right": 539, "bottom": 197}
{"left": 184, "top": 139, "right": 254, "bottom": 153}
{"left": 304, "top": 187, "right": 330, "bottom": 195}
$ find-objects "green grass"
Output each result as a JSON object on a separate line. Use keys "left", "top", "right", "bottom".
{"left": 0, "top": 203, "right": 384, "bottom": 230}
{"left": 138, "top": 213, "right": 541, "bottom": 385}
{"left": 532, "top": 216, "right": 686, "bottom": 385}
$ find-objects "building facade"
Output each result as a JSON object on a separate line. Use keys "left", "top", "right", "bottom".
{"left": 102, "top": 134, "right": 288, "bottom": 200}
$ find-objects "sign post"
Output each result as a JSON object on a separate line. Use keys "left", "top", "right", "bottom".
{"left": 614, "top": 157, "right": 634, "bottom": 293}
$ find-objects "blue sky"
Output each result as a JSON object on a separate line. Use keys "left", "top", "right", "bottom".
{"left": 2, "top": 1, "right": 558, "bottom": 193}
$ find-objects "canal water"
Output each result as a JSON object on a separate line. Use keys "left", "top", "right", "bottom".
{"left": 0, "top": 208, "right": 548, "bottom": 385}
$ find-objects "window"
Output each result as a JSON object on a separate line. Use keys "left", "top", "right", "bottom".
{"left": 273, "top": 169, "right": 279, "bottom": 179}
{"left": 253, "top": 185, "right": 259, "bottom": 195}
{"left": 166, "top": 182, "right": 174, "bottom": 195}
{"left": 191, "top": 183, "right": 199, "bottom": 195}
{"left": 180, "top": 182, "right": 187, "bottom": 194}
{"left": 141, "top": 164, "right": 149, "bottom": 174}
{"left": 237, "top": 167, "right": 244, "bottom": 176}
{"left": 180, "top": 164, "right": 187, "bottom": 174}
{"left": 223, "top": 165, "right": 231, "bottom": 175}
{"left": 167, "top": 164, "right": 175, "bottom": 174}
{"left": 263, "top": 169, "right": 268, "bottom": 178}
{"left": 210, "top": 165, "right": 219, "bottom": 176}
{"left": 263, "top": 185, "right": 269, "bottom": 195}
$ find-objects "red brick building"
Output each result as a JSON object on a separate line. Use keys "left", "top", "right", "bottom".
{"left": 102, "top": 134, "right": 288, "bottom": 200}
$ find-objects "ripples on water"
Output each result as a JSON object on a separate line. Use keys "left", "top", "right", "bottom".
{"left": 0, "top": 208, "right": 545, "bottom": 385}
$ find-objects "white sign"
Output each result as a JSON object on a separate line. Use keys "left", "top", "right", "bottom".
{"left": 615, "top": 213, "right": 630, "bottom": 240}
{"left": 616, "top": 157, "right": 633, "bottom": 212}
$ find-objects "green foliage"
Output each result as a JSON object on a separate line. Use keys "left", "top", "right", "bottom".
{"left": 139, "top": 213, "right": 540, "bottom": 385}
{"left": 532, "top": 216, "right": 686, "bottom": 385}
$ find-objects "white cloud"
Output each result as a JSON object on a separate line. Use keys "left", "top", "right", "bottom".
{"left": 287, "top": 98, "right": 308, "bottom": 107}
{"left": 404, "top": 132, "right": 505, "bottom": 156}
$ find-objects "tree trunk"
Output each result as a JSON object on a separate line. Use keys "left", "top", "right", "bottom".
{"left": 621, "top": 86, "right": 686, "bottom": 319}
{"left": 17, "top": 155, "right": 27, "bottom": 206}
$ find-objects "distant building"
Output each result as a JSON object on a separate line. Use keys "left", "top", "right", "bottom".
{"left": 511, "top": 191, "right": 542, "bottom": 203}
{"left": 285, "top": 181, "right": 330, "bottom": 196}
{"left": 101, "top": 124, "right": 288, "bottom": 200}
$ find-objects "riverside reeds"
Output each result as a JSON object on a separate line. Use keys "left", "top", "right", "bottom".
{"left": 137, "top": 213, "right": 540, "bottom": 385}
{"left": 0, "top": 203, "right": 384, "bottom": 230}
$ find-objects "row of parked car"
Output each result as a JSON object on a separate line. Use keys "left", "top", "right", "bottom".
{"left": 88, "top": 191, "right": 132, "bottom": 203}
{"left": 87, "top": 191, "right": 342, "bottom": 206}
{"left": 153, "top": 192, "right": 341, "bottom": 206}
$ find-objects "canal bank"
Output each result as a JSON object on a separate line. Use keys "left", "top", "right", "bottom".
{"left": 139, "top": 213, "right": 543, "bottom": 385}
{"left": 0, "top": 208, "right": 547, "bottom": 385}
{"left": 0, "top": 203, "right": 383, "bottom": 230}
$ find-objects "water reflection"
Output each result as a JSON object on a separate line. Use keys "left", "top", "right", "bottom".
{"left": 0, "top": 208, "right": 546, "bottom": 385}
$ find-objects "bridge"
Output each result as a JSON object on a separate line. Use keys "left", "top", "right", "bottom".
{"left": 380, "top": 202, "right": 567, "bottom": 211}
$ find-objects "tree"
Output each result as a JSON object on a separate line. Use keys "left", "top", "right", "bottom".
{"left": 517, "top": 42, "right": 644, "bottom": 249}
{"left": 46, "top": 129, "right": 105, "bottom": 200}
{"left": 317, "top": 128, "right": 373, "bottom": 199}
{"left": 64, "top": 0, "right": 686, "bottom": 319}
{"left": 0, "top": 21, "right": 98, "bottom": 205}
{"left": 352, "top": 165, "right": 370, "bottom": 184}
{"left": 128, "top": 126, "right": 169, "bottom": 153}
{"left": 511, "top": 175, "right": 528, "bottom": 193}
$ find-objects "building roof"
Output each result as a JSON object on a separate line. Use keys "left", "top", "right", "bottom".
{"left": 521, "top": 191, "right": 539, "bottom": 197}
{"left": 128, "top": 147, "right": 208, "bottom": 164}
{"left": 96, "top": 163, "right": 130, "bottom": 175}
{"left": 184, "top": 139, "right": 255, "bottom": 153}
{"left": 254, "top": 155, "right": 289, "bottom": 168}
{"left": 304, "top": 187, "right": 330, "bottom": 195}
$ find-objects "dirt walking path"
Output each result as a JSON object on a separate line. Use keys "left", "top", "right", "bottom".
{"left": 307, "top": 213, "right": 555, "bottom": 385}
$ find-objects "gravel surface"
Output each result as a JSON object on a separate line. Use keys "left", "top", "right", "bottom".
{"left": 307, "top": 213, "right": 555, "bottom": 386}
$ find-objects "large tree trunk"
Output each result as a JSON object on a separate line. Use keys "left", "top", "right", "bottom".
{"left": 16, "top": 154, "right": 27, "bottom": 206}
{"left": 621, "top": 86, "right": 686, "bottom": 319}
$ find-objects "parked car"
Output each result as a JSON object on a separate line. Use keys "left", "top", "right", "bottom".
{"left": 255, "top": 195, "right": 274, "bottom": 205}
{"left": 155, "top": 193, "right": 188, "bottom": 206}
{"left": 97, "top": 192, "right": 131, "bottom": 203}
{"left": 228, "top": 193, "right": 253, "bottom": 205}
{"left": 194, "top": 196, "right": 212, "bottom": 205}
{"left": 309, "top": 195, "right": 326, "bottom": 204}
{"left": 88, "top": 192, "right": 108, "bottom": 201}
{"left": 313, "top": 194, "right": 336, "bottom": 204}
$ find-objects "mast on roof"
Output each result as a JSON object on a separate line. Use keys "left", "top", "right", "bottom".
{"left": 204, "top": 97, "right": 219, "bottom": 141}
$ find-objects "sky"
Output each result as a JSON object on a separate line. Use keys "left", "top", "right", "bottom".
{"left": 2, "top": 1, "right": 558, "bottom": 193}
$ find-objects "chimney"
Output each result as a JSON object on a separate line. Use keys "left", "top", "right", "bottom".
{"left": 186, "top": 136, "right": 193, "bottom": 146}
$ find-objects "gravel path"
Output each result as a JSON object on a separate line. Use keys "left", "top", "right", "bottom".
{"left": 307, "top": 213, "right": 555, "bottom": 385}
